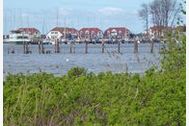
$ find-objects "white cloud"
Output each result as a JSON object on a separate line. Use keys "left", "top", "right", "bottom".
{"left": 98, "top": 7, "right": 125, "bottom": 16}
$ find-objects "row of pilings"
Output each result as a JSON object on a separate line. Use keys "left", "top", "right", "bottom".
{"left": 8, "top": 39, "right": 156, "bottom": 54}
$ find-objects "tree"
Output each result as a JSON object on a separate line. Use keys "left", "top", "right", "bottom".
{"left": 149, "top": 0, "right": 178, "bottom": 27}
{"left": 138, "top": 4, "right": 149, "bottom": 36}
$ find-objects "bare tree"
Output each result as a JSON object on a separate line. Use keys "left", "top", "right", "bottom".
{"left": 148, "top": 0, "right": 179, "bottom": 38}
{"left": 150, "top": 0, "right": 178, "bottom": 27}
{"left": 138, "top": 4, "right": 149, "bottom": 36}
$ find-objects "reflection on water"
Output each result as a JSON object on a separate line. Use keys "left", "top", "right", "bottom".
{"left": 3, "top": 43, "right": 162, "bottom": 77}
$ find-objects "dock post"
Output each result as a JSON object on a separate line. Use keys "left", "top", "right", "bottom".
{"left": 23, "top": 42, "right": 26, "bottom": 54}
{"left": 85, "top": 40, "right": 88, "bottom": 54}
{"left": 134, "top": 40, "right": 138, "bottom": 53}
{"left": 150, "top": 40, "right": 154, "bottom": 53}
{"left": 54, "top": 40, "right": 57, "bottom": 53}
{"left": 102, "top": 40, "right": 105, "bottom": 53}
{"left": 41, "top": 41, "right": 45, "bottom": 54}
{"left": 73, "top": 42, "right": 76, "bottom": 53}
{"left": 70, "top": 41, "right": 72, "bottom": 53}
{"left": 54, "top": 39, "right": 60, "bottom": 53}
{"left": 26, "top": 42, "right": 29, "bottom": 54}
{"left": 118, "top": 40, "right": 121, "bottom": 53}
{"left": 55, "top": 39, "right": 60, "bottom": 53}
{"left": 38, "top": 41, "right": 41, "bottom": 54}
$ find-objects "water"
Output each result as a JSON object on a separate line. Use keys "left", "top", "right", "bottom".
{"left": 3, "top": 43, "right": 162, "bottom": 77}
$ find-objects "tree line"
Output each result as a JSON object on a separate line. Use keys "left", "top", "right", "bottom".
{"left": 138, "top": 0, "right": 185, "bottom": 37}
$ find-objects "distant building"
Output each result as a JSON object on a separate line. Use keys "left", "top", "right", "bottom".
{"left": 149, "top": 26, "right": 172, "bottom": 39}
{"left": 79, "top": 28, "right": 103, "bottom": 41}
{"left": 18, "top": 28, "right": 41, "bottom": 39}
{"left": 47, "top": 27, "right": 78, "bottom": 41}
{"left": 104, "top": 27, "right": 130, "bottom": 40}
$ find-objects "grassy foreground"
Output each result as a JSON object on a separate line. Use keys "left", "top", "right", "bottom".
{"left": 4, "top": 65, "right": 185, "bottom": 125}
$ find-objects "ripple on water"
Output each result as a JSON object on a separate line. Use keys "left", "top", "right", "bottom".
{"left": 3, "top": 43, "right": 161, "bottom": 76}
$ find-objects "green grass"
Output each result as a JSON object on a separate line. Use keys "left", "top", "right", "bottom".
{"left": 3, "top": 66, "right": 185, "bottom": 126}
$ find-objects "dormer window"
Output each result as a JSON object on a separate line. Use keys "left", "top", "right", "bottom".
{"left": 85, "top": 30, "right": 89, "bottom": 35}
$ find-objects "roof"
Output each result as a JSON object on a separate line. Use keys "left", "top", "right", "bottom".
{"left": 79, "top": 28, "right": 102, "bottom": 33}
{"left": 105, "top": 27, "right": 129, "bottom": 31}
{"left": 18, "top": 28, "right": 40, "bottom": 34}
{"left": 104, "top": 27, "right": 129, "bottom": 34}
{"left": 50, "top": 27, "right": 78, "bottom": 34}
{"left": 149, "top": 26, "right": 172, "bottom": 31}
{"left": 104, "top": 27, "right": 130, "bottom": 37}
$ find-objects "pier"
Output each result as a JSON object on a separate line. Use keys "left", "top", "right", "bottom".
{"left": 6, "top": 38, "right": 162, "bottom": 55}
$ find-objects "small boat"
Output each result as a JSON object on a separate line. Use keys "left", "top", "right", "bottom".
{"left": 42, "top": 39, "right": 52, "bottom": 45}
{"left": 3, "top": 30, "right": 30, "bottom": 44}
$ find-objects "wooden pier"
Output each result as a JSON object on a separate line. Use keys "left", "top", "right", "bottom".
{"left": 23, "top": 42, "right": 31, "bottom": 54}
{"left": 12, "top": 38, "right": 161, "bottom": 55}
{"left": 54, "top": 39, "right": 60, "bottom": 53}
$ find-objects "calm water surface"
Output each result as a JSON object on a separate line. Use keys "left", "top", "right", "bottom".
{"left": 3, "top": 43, "right": 162, "bottom": 77}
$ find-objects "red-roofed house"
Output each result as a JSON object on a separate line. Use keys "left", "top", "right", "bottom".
{"left": 79, "top": 28, "right": 103, "bottom": 41}
{"left": 149, "top": 26, "right": 173, "bottom": 38}
{"left": 104, "top": 27, "right": 130, "bottom": 40}
{"left": 47, "top": 27, "right": 79, "bottom": 41}
{"left": 18, "top": 28, "right": 40, "bottom": 35}
{"left": 17, "top": 27, "right": 41, "bottom": 40}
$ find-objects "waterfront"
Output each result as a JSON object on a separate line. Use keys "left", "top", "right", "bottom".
{"left": 3, "top": 43, "right": 162, "bottom": 77}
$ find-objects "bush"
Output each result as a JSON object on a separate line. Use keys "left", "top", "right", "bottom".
{"left": 67, "top": 67, "right": 87, "bottom": 78}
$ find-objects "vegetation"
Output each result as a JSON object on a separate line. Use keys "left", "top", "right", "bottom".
{"left": 4, "top": 2, "right": 186, "bottom": 126}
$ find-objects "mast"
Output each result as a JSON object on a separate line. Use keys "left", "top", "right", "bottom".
{"left": 64, "top": 18, "right": 66, "bottom": 40}
{"left": 56, "top": 8, "right": 59, "bottom": 26}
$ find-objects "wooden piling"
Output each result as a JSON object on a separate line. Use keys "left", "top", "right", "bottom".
{"left": 73, "top": 42, "right": 76, "bottom": 53}
{"left": 118, "top": 40, "right": 121, "bottom": 53}
{"left": 38, "top": 41, "right": 43, "bottom": 54}
{"left": 38, "top": 41, "right": 41, "bottom": 54}
{"left": 41, "top": 41, "right": 45, "bottom": 54}
{"left": 134, "top": 40, "right": 138, "bottom": 53}
{"left": 54, "top": 39, "right": 60, "bottom": 53}
{"left": 70, "top": 42, "right": 73, "bottom": 53}
{"left": 54, "top": 40, "right": 57, "bottom": 53}
{"left": 102, "top": 41, "right": 105, "bottom": 53}
{"left": 85, "top": 40, "right": 88, "bottom": 54}
{"left": 26, "top": 42, "right": 29, "bottom": 54}
{"left": 23, "top": 42, "right": 26, "bottom": 54}
{"left": 150, "top": 40, "right": 154, "bottom": 53}
{"left": 57, "top": 39, "right": 60, "bottom": 53}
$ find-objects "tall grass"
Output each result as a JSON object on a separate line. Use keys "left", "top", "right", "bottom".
{"left": 4, "top": 65, "right": 185, "bottom": 125}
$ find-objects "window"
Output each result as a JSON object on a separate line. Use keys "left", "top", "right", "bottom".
{"left": 85, "top": 30, "right": 89, "bottom": 34}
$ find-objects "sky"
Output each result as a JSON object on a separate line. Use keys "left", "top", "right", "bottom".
{"left": 3, "top": 0, "right": 184, "bottom": 34}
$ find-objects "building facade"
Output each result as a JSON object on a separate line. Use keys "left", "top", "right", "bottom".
{"left": 46, "top": 27, "right": 79, "bottom": 42}
{"left": 104, "top": 27, "right": 130, "bottom": 41}
{"left": 18, "top": 28, "right": 41, "bottom": 39}
{"left": 148, "top": 26, "right": 173, "bottom": 39}
{"left": 79, "top": 28, "right": 103, "bottom": 41}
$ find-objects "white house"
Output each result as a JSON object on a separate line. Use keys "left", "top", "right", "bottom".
{"left": 104, "top": 27, "right": 131, "bottom": 41}
{"left": 46, "top": 27, "right": 79, "bottom": 42}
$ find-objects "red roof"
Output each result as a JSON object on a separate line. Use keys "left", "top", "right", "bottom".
{"left": 79, "top": 28, "right": 102, "bottom": 34}
{"left": 149, "top": 26, "right": 172, "bottom": 32}
{"left": 50, "top": 27, "right": 78, "bottom": 34}
{"left": 18, "top": 28, "right": 40, "bottom": 34}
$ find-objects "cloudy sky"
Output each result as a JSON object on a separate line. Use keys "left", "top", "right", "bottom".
{"left": 3, "top": 0, "right": 183, "bottom": 34}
